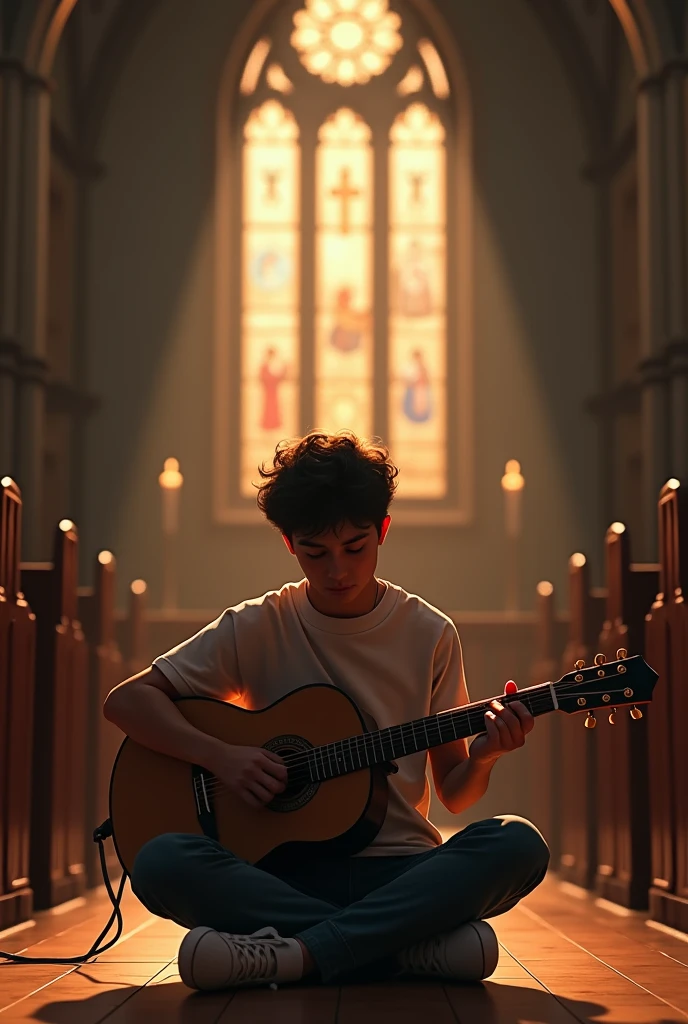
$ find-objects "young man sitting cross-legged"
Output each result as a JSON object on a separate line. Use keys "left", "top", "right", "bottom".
{"left": 104, "top": 431, "right": 549, "bottom": 991}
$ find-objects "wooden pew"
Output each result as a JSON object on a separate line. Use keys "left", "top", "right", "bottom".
{"left": 646, "top": 479, "right": 688, "bottom": 931}
{"left": 594, "top": 522, "right": 659, "bottom": 909}
{"left": 528, "top": 581, "right": 567, "bottom": 867}
{"left": 558, "top": 554, "right": 606, "bottom": 889}
{"left": 21, "top": 520, "right": 89, "bottom": 909}
{"left": 0, "top": 479, "right": 36, "bottom": 929}
{"left": 78, "top": 552, "right": 124, "bottom": 888}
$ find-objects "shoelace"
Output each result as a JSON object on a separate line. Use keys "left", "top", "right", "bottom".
{"left": 230, "top": 931, "right": 288, "bottom": 983}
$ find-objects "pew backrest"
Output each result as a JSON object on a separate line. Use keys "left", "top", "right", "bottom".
{"left": 0, "top": 479, "right": 36, "bottom": 927}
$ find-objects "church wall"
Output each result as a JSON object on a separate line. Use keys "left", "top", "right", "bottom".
{"left": 81, "top": 0, "right": 599, "bottom": 622}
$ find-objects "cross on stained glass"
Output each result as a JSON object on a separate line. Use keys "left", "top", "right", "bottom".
{"left": 263, "top": 169, "right": 282, "bottom": 202}
{"left": 408, "top": 172, "right": 426, "bottom": 204}
{"left": 330, "top": 166, "right": 361, "bottom": 234}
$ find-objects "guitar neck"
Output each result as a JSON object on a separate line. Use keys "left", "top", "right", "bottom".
{"left": 306, "top": 681, "right": 558, "bottom": 782}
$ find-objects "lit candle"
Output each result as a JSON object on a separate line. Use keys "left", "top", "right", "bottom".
{"left": 158, "top": 458, "right": 183, "bottom": 611}
{"left": 158, "top": 458, "right": 183, "bottom": 536}
{"left": 501, "top": 459, "right": 525, "bottom": 538}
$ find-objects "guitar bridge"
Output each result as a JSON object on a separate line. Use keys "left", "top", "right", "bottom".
{"left": 191, "top": 764, "right": 219, "bottom": 841}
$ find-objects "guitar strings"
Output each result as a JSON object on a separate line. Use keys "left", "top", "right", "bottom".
{"left": 190, "top": 688, "right": 577, "bottom": 800}
{"left": 191, "top": 687, "right": 617, "bottom": 799}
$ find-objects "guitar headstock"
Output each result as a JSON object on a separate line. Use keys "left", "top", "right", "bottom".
{"left": 554, "top": 650, "right": 658, "bottom": 727}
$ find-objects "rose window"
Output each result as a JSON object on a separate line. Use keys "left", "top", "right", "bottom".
{"left": 291, "top": 0, "right": 403, "bottom": 86}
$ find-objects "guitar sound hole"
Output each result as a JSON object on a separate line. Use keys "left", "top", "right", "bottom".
{"left": 262, "top": 734, "right": 319, "bottom": 813}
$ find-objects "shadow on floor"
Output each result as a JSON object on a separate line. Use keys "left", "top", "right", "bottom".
{"left": 24, "top": 973, "right": 688, "bottom": 1024}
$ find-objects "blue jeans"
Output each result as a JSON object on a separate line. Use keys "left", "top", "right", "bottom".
{"left": 131, "top": 814, "right": 549, "bottom": 984}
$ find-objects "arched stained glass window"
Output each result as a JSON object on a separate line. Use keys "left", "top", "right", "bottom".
{"left": 214, "top": 0, "right": 473, "bottom": 525}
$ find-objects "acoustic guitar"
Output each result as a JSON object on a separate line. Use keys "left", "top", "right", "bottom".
{"left": 109, "top": 651, "right": 657, "bottom": 874}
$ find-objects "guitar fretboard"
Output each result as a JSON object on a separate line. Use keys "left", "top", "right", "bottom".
{"left": 296, "top": 681, "right": 557, "bottom": 783}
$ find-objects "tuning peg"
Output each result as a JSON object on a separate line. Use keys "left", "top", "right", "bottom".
{"left": 608, "top": 708, "right": 617, "bottom": 725}
{"left": 574, "top": 659, "right": 585, "bottom": 670}
{"left": 584, "top": 711, "right": 597, "bottom": 729}
{"left": 594, "top": 653, "right": 606, "bottom": 666}
{"left": 630, "top": 706, "right": 643, "bottom": 720}
{"left": 616, "top": 648, "right": 628, "bottom": 660}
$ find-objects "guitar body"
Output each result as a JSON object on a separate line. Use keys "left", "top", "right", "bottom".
{"left": 109, "top": 684, "right": 389, "bottom": 875}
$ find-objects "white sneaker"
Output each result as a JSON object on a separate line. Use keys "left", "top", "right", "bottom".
{"left": 398, "top": 920, "right": 499, "bottom": 981}
{"left": 178, "top": 925, "right": 304, "bottom": 991}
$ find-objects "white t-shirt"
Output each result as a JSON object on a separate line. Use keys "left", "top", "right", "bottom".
{"left": 153, "top": 578, "right": 469, "bottom": 856}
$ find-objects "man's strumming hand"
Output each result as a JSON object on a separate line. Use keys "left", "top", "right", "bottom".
{"left": 208, "top": 744, "right": 287, "bottom": 809}
{"left": 468, "top": 679, "right": 535, "bottom": 766}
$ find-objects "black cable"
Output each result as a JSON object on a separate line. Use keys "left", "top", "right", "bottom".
{"left": 0, "top": 820, "right": 128, "bottom": 965}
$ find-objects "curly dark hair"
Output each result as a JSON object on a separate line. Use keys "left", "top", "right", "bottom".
{"left": 256, "top": 431, "right": 399, "bottom": 541}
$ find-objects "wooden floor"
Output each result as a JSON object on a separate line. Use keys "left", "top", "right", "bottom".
{"left": 1, "top": 874, "right": 688, "bottom": 1023}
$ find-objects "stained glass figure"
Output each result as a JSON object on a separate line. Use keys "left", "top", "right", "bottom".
{"left": 258, "top": 346, "right": 290, "bottom": 429}
{"left": 395, "top": 238, "right": 432, "bottom": 317}
{"left": 402, "top": 349, "right": 432, "bottom": 423}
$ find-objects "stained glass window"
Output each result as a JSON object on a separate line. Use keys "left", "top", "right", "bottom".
{"left": 389, "top": 102, "right": 447, "bottom": 498}
{"left": 240, "top": 100, "right": 300, "bottom": 497}
{"left": 315, "top": 108, "right": 374, "bottom": 437}
{"left": 217, "top": 0, "right": 471, "bottom": 524}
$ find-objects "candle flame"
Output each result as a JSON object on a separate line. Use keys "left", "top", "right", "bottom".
{"left": 501, "top": 459, "right": 525, "bottom": 492}
{"left": 159, "top": 458, "right": 183, "bottom": 490}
